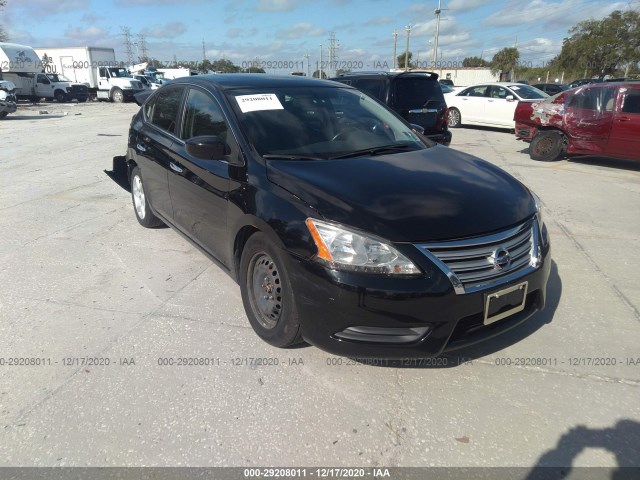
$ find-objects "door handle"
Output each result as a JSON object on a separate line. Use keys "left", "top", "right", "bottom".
{"left": 170, "top": 162, "right": 184, "bottom": 173}
{"left": 616, "top": 117, "right": 630, "bottom": 122}
{"left": 136, "top": 143, "right": 147, "bottom": 152}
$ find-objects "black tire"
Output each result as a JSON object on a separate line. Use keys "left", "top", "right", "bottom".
{"left": 239, "top": 233, "right": 302, "bottom": 347}
{"left": 529, "top": 130, "right": 565, "bottom": 162}
{"left": 77, "top": 96, "right": 88, "bottom": 103}
{"left": 111, "top": 88, "right": 124, "bottom": 103}
{"left": 130, "top": 166, "right": 164, "bottom": 228}
{"left": 0, "top": 111, "right": 8, "bottom": 119}
{"left": 54, "top": 90, "right": 67, "bottom": 103}
{"left": 448, "top": 107, "right": 461, "bottom": 128}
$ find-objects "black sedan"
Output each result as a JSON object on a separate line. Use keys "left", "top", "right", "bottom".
{"left": 531, "top": 83, "right": 569, "bottom": 95}
{"left": 125, "top": 74, "right": 551, "bottom": 358}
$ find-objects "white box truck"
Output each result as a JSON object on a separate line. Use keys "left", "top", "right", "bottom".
{"left": 33, "top": 46, "right": 144, "bottom": 102}
{"left": 1, "top": 42, "right": 89, "bottom": 102}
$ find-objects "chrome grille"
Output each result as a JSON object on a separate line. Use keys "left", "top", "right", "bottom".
{"left": 417, "top": 219, "right": 539, "bottom": 294}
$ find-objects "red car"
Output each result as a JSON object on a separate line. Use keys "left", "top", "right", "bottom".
{"left": 514, "top": 82, "right": 640, "bottom": 162}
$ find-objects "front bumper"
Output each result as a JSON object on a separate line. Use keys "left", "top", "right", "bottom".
{"left": 0, "top": 101, "right": 17, "bottom": 114}
{"left": 287, "top": 238, "right": 551, "bottom": 359}
{"left": 426, "top": 130, "right": 452, "bottom": 146}
{"left": 123, "top": 89, "right": 144, "bottom": 100}
{"left": 515, "top": 123, "right": 537, "bottom": 142}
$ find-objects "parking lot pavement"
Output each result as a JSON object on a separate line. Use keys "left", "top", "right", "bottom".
{"left": 1, "top": 103, "right": 639, "bottom": 468}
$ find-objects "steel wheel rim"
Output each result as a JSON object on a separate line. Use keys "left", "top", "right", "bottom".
{"left": 247, "top": 252, "right": 283, "bottom": 329}
{"left": 114, "top": 91, "right": 123, "bottom": 102}
{"left": 132, "top": 175, "right": 146, "bottom": 219}
{"left": 535, "top": 136, "right": 555, "bottom": 157}
{"left": 448, "top": 110, "right": 459, "bottom": 126}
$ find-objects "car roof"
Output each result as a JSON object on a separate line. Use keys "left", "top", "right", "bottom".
{"left": 168, "top": 73, "right": 351, "bottom": 90}
{"left": 331, "top": 71, "right": 439, "bottom": 80}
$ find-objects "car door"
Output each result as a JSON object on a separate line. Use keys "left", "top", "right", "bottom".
{"left": 35, "top": 74, "right": 53, "bottom": 97}
{"left": 454, "top": 85, "right": 489, "bottom": 124}
{"left": 486, "top": 85, "right": 518, "bottom": 128}
{"left": 563, "top": 85, "right": 615, "bottom": 154}
{"left": 135, "top": 85, "right": 186, "bottom": 220}
{"left": 607, "top": 86, "right": 640, "bottom": 160}
{"left": 167, "top": 87, "right": 236, "bottom": 265}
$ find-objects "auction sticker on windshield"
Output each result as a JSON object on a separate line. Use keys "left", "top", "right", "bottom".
{"left": 236, "top": 94, "right": 284, "bottom": 113}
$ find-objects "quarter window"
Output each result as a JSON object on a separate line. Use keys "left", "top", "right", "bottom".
{"left": 181, "top": 89, "right": 229, "bottom": 141}
{"left": 147, "top": 87, "right": 184, "bottom": 135}
{"left": 354, "top": 79, "right": 385, "bottom": 101}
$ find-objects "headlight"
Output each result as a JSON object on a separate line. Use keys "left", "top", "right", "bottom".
{"left": 305, "top": 218, "right": 421, "bottom": 275}
{"left": 532, "top": 192, "right": 544, "bottom": 227}
{"left": 0, "top": 90, "right": 7, "bottom": 101}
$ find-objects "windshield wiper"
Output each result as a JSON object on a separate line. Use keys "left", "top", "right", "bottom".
{"left": 329, "top": 143, "right": 415, "bottom": 159}
{"left": 262, "top": 154, "right": 325, "bottom": 161}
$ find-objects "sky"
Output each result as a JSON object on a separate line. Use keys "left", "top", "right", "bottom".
{"left": 2, "top": 0, "right": 639, "bottom": 74}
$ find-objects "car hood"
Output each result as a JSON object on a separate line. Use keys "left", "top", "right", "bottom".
{"left": 266, "top": 146, "right": 536, "bottom": 242}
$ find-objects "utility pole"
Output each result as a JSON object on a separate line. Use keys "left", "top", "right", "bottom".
{"left": 512, "top": 35, "right": 518, "bottom": 81}
{"left": 304, "top": 52, "right": 310, "bottom": 77}
{"left": 404, "top": 24, "right": 412, "bottom": 71}
{"left": 393, "top": 30, "right": 398, "bottom": 69}
{"left": 121, "top": 26, "right": 134, "bottom": 66}
{"left": 319, "top": 44, "right": 323, "bottom": 79}
{"left": 432, "top": 0, "right": 442, "bottom": 64}
{"left": 202, "top": 38, "right": 206, "bottom": 62}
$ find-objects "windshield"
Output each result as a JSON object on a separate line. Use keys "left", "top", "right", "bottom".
{"left": 508, "top": 84, "right": 548, "bottom": 99}
{"left": 108, "top": 68, "right": 131, "bottom": 78}
{"left": 227, "top": 86, "right": 426, "bottom": 159}
{"left": 46, "top": 74, "right": 72, "bottom": 82}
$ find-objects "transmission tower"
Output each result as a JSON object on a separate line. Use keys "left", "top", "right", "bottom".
{"left": 328, "top": 31, "right": 339, "bottom": 77}
{"left": 121, "top": 27, "right": 134, "bottom": 66}
{"left": 137, "top": 34, "right": 148, "bottom": 61}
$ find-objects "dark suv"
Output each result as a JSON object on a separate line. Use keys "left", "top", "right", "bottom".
{"left": 330, "top": 71, "right": 452, "bottom": 146}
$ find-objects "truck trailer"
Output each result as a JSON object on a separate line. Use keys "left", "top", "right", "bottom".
{"left": 33, "top": 46, "right": 144, "bottom": 102}
{"left": 1, "top": 42, "right": 89, "bottom": 102}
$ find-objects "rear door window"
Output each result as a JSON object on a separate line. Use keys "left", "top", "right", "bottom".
{"left": 621, "top": 88, "right": 640, "bottom": 114}
{"left": 146, "top": 86, "right": 185, "bottom": 135}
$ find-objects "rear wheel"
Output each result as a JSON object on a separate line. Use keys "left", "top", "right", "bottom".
{"left": 448, "top": 107, "right": 461, "bottom": 128}
{"left": 530, "top": 130, "right": 565, "bottom": 162}
{"left": 0, "top": 111, "right": 8, "bottom": 119}
{"left": 239, "top": 233, "right": 302, "bottom": 347}
{"left": 77, "top": 96, "right": 88, "bottom": 103}
{"left": 130, "top": 166, "right": 164, "bottom": 228}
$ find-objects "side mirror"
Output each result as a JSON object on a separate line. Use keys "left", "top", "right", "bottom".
{"left": 186, "top": 135, "right": 230, "bottom": 160}
{"left": 506, "top": 95, "right": 515, "bottom": 102}
{"left": 409, "top": 123, "right": 425, "bottom": 135}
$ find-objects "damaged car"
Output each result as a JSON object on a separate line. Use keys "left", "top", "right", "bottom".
{"left": 126, "top": 74, "right": 551, "bottom": 358}
{"left": 0, "top": 77, "right": 17, "bottom": 118}
{"left": 515, "top": 82, "right": 640, "bottom": 162}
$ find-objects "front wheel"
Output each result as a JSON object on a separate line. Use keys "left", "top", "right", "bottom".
{"left": 239, "top": 233, "right": 302, "bottom": 347}
{"left": 54, "top": 90, "right": 67, "bottom": 103}
{"left": 0, "top": 111, "right": 8, "bottom": 119}
{"left": 111, "top": 88, "right": 124, "bottom": 103}
{"left": 447, "top": 107, "right": 461, "bottom": 128}
{"left": 130, "top": 166, "right": 164, "bottom": 228}
{"left": 529, "top": 130, "right": 565, "bottom": 162}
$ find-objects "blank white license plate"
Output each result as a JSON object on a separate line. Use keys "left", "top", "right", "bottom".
{"left": 484, "top": 282, "right": 528, "bottom": 325}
